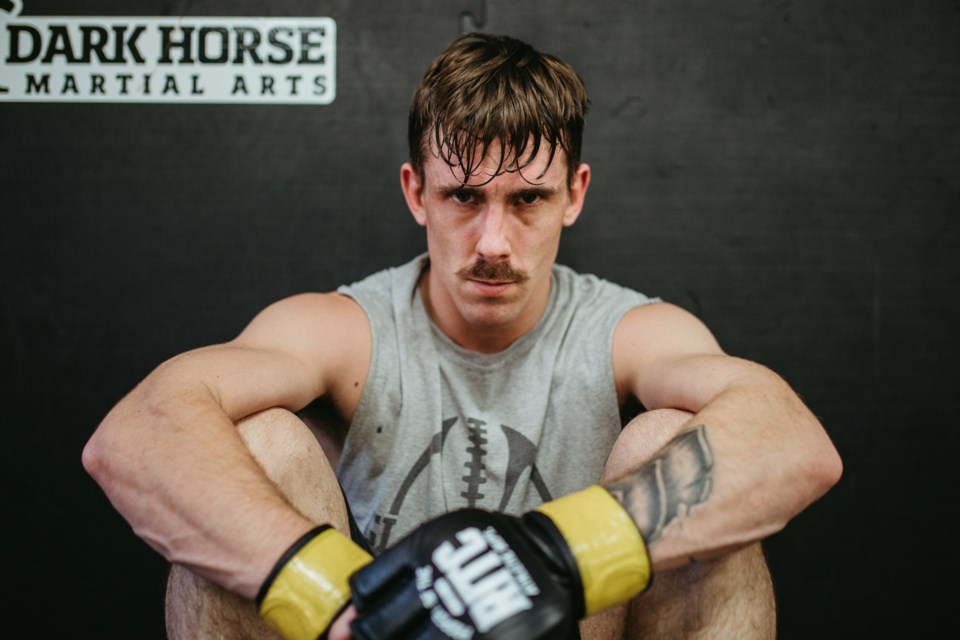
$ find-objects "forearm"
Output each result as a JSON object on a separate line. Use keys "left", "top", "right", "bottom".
{"left": 83, "top": 357, "right": 316, "bottom": 598}
{"left": 608, "top": 365, "right": 842, "bottom": 571}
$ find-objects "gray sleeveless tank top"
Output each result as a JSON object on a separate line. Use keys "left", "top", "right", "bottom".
{"left": 337, "top": 254, "right": 656, "bottom": 552}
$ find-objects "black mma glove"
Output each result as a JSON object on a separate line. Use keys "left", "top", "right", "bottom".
{"left": 348, "top": 486, "right": 652, "bottom": 639}
{"left": 256, "top": 525, "right": 373, "bottom": 639}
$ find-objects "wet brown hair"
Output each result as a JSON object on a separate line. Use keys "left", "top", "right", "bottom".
{"left": 408, "top": 33, "right": 589, "bottom": 186}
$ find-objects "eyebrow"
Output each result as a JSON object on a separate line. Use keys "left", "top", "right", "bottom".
{"left": 437, "top": 184, "right": 560, "bottom": 200}
{"left": 439, "top": 185, "right": 483, "bottom": 199}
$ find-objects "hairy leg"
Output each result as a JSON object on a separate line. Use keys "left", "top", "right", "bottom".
{"left": 165, "top": 407, "right": 349, "bottom": 640}
{"left": 625, "top": 541, "right": 775, "bottom": 639}
{"left": 579, "top": 409, "right": 776, "bottom": 640}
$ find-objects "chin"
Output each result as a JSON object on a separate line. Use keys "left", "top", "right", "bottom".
{"left": 460, "top": 299, "right": 522, "bottom": 328}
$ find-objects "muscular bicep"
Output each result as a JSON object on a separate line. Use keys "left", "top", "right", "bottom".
{"left": 613, "top": 302, "right": 730, "bottom": 412}
{"left": 179, "top": 292, "right": 371, "bottom": 421}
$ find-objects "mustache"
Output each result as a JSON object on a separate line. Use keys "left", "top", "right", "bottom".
{"left": 457, "top": 259, "right": 529, "bottom": 283}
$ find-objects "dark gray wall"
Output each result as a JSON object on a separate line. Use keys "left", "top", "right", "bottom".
{"left": 3, "top": 1, "right": 957, "bottom": 637}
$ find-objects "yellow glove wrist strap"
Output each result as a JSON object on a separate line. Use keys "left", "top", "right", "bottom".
{"left": 259, "top": 527, "right": 373, "bottom": 640}
{"left": 535, "top": 485, "right": 651, "bottom": 616}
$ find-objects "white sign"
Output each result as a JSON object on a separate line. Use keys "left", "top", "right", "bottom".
{"left": 0, "top": 7, "right": 337, "bottom": 104}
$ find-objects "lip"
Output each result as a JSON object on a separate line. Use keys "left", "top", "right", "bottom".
{"left": 469, "top": 279, "right": 515, "bottom": 297}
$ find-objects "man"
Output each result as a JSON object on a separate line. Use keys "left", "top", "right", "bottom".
{"left": 83, "top": 33, "right": 842, "bottom": 639}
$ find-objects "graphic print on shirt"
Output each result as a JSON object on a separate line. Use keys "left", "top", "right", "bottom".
{"left": 367, "top": 415, "right": 552, "bottom": 553}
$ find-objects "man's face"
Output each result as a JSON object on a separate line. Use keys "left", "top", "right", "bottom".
{"left": 400, "top": 138, "right": 590, "bottom": 352}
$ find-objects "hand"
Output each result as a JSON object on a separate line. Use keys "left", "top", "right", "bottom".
{"left": 347, "top": 486, "right": 651, "bottom": 639}
{"left": 327, "top": 604, "right": 359, "bottom": 640}
{"left": 257, "top": 525, "right": 373, "bottom": 640}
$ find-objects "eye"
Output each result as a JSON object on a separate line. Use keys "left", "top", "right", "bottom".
{"left": 518, "top": 192, "right": 541, "bottom": 205}
{"left": 516, "top": 190, "right": 547, "bottom": 206}
{"left": 449, "top": 189, "right": 478, "bottom": 205}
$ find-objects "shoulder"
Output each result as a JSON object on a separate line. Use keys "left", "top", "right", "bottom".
{"left": 551, "top": 263, "right": 656, "bottom": 309}
{"left": 612, "top": 301, "right": 726, "bottom": 404}
{"left": 242, "top": 254, "right": 426, "bottom": 341}
{"left": 243, "top": 291, "right": 367, "bottom": 336}
{"left": 233, "top": 291, "right": 372, "bottom": 411}
{"left": 613, "top": 301, "right": 722, "bottom": 357}
{"left": 233, "top": 292, "right": 371, "bottom": 377}
{"left": 339, "top": 254, "right": 427, "bottom": 297}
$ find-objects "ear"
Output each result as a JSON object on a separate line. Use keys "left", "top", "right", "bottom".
{"left": 400, "top": 163, "right": 427, "bottom": 226}
{"left": 563, "top": 163, "right": 591, "bottom": 227}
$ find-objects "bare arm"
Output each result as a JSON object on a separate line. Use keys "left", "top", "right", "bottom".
{"left": 608, "top": 301, "right": 842, "bottom": 572}
{"left": 81, "top": 292, "right": 371, "bottom": 598}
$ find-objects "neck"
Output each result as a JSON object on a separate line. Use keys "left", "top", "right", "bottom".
{"left": 419, "top": 269, "right": 549, "bottom": 354}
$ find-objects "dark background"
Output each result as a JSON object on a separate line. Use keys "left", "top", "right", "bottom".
{"left": 3, "top": 1, "right": 957, "bottom": 637}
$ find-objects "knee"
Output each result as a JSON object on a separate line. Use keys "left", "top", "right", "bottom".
{"left": 237, "top": 408, "right": 322, "bottom": 480}
{"left": 236, "top": 408, "right": 348, "bottom": 531}
{"left": 602, "top": 408, "right": 695, "bottom": 483}
{"left": 629, "top": 543, "right": 776, "bottom": 639}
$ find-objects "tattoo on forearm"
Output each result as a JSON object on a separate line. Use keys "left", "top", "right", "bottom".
{"left": 606, "top": 425, "right": 714, "bottom": 542}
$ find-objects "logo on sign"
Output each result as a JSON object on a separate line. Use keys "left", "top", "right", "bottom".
{"left": 0, "top": 2, "right": 336, "bottom": 104}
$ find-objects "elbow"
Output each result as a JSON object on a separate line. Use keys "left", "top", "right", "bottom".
{"left": 82, "top": 415, "right": 120, "bottom": 492}
{"left": 80, "top": 436, "right": 98, "bottom": 481}
{"left": 802, "top": 418, "right": 844, "bottom": 504}
{"left": 82, "top": 390, "right": 145, "bottom": 496}
{"left": 815, "top": 438, "right": 844, "bottom": 498}
{"left": 82, "top": 364, "right": 180, "bottom": 491}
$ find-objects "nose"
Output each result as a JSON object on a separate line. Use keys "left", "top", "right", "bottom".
{"left": 475, "top": 204, "right": 511, "bottom": 261}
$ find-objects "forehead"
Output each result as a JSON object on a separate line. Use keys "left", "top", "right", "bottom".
{"left": 423, "top": 136, "right": 568, "bottom": 188}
